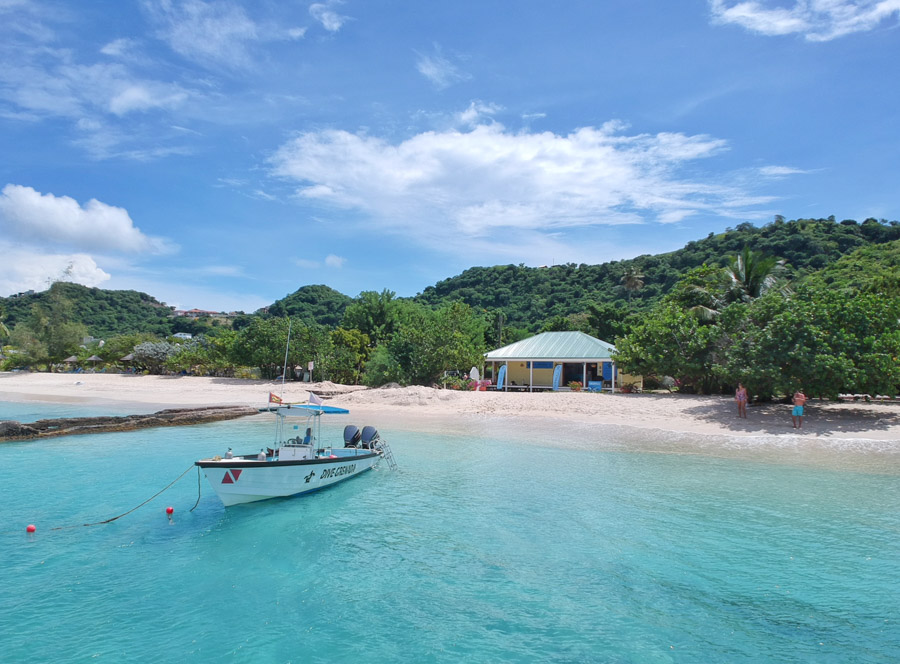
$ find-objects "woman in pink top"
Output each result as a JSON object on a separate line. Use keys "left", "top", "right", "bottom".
{"left": 735, "top": 383, "right": 748, "bottom": 419}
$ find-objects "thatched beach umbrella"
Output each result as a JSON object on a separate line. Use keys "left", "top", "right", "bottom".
{"left": 87, "top": 355, "right": 103, "bottom": 363}
{"left": 63, "top": 355, "right": 78, "bottom": 363}
{"left": 120, "top": 353, "right": 135, "bottom": 362}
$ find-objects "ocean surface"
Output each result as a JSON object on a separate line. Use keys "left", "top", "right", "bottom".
{"left": 1, "top": 401, "right": 898, "bottom": 663}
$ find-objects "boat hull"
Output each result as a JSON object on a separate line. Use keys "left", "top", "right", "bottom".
{"left": 196, "top": 451, "right": 381, "bottom": 506}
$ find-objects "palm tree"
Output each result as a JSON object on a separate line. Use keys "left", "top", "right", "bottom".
{"left": 682, "top": 249, "right": 788, "bottom": 321}
{"left": 620, "top": 266, "right": 644, "bottom": 302}
{"left": 724, "top": 247, "right": 786, "bottom": 302}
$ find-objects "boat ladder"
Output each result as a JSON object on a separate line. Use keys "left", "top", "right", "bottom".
{"left": 378, "top": 440, "right": 398, "bottom": 470}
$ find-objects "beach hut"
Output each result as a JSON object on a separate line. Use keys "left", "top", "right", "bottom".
{"left": 484, "top": 331, "right": 641, "bottom": 393}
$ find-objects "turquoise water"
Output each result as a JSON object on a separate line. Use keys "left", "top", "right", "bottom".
{"left": 1, "top": 404, "right": 898, "bottom": 663}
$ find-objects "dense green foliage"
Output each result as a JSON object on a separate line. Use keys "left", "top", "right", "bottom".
{"left": 267, "top": 284, "right": 352, "bottom": 326}
{"left": 1, "top": 282, "right": 174, "bottom": 338}
{"left": 614, "top": 240, "right": 900, "bottom": 398}
{"left": 416, "top": 217, "right": 900, "bottom": 330}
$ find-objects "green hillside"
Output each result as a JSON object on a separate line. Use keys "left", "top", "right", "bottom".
{"left": 0, "top": 282, "right": 174, "bottom": 338}
{"left": 265, "top": 284, "right": 352, "bottom": 327}
{"left": 2, "top": 216, "right": 896, "bottom": 342}
{"left": 415, "top": 216, "right": 900, "bottom": 330}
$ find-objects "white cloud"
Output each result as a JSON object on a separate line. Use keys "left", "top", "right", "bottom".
{"left": 0, "top": 57, "right": 189, "bottom": 121}
{"left": 415, "top": 45, "right": 471, "bottom": 90}
{"left": 0, "top": 246, "right": 110, "bottom": 296}
{"left": 456, "top": 101, "right": 500, "bottom": 127}
{"left": 759, "top": 165, "right": 811, "bottom": 177}
{"left": 0, "top": 184, "right": 175, "bottom": 253}
{"left": 143, "top": 0, "right": 259, "bottom": 68}
{"left": 710, "top": 0, "right": 900, "bottom": 41}
{"left": 100, "top": 38, "right": 137, "bottom": 57}
{"left": 270, "top": 115, "right": 773, "bottom": 256}
{"left": 309, "top": 1, "right": 349, "bottom": 32}
{"left": 109, "top": 83, "right": 188, "bottom": 115}
{"left": 325, "top": 254, "right": 346, "bottom": 268}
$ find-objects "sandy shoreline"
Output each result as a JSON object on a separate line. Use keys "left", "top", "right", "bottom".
{"left": 2, "top": 371, "right": 898, "bottom": 444}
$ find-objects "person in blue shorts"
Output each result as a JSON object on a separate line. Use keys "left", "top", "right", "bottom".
{"left": 791, "top": 389, "right": 807, "bottom": 429}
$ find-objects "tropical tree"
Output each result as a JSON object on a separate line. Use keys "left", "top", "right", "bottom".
{"left": 329, "top": 328, "right": 371, "bottom": 384}
{"left": 0, "top": 303, "right": 9, "bottom": 343}
{"left": 620, "top": 266, "right": 644, "bottom": 302}
{"left": 368, "top": 300, "right": 487, "bottom": 386}
{"left": 614, "top": 301, "right": 722, "bottom": 393}
{"left": 230, "top": 317, "right": 332, "bottom": 380}
{"left": 585, "top": 301, "right": 633, "bottom": 342}
{"left": 9, "top": 283, "right": 88, "bottom": 366}
{"left": 133, "top": 341, "right": 179, "bottom": 375}
{"left": 342, "top": 289, "right": 399, "bottom": 347}
{"left": 724, "top": 246, "right": 787, "bottom": 302}
{"left": 720, "top": 285, "right": 900, "bottom": 399}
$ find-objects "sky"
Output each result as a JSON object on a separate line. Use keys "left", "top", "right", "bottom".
{"left": 1, "top": 1, "right": 899, "bottom": 312}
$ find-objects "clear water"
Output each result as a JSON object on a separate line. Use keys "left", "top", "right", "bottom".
{"left": 1, "top": 404, "right": 898, "bottom": 663}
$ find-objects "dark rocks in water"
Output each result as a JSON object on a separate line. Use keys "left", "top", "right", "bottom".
{"left": 0, "top": 406, "right": 258, "bottom": 443}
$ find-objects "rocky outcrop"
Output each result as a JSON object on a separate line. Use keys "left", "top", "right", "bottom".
{"left": 0, "top": 406, "right": 258, "bottom": 442}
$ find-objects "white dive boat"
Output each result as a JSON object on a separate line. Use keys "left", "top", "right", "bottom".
{"left": 196, "top": 404, "right": 395, "bottom": 507}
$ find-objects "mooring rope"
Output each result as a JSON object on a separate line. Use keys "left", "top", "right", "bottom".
{"left": 48, "top": 464, "right": 197, "bottom": 531}
{"left": 189, "top": 465, "right": 202, "bottom": 513}
{"left": 1, "top": 464, "right": 201, "bottom": 535}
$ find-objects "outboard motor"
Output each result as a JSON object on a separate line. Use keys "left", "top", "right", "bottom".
{"left": 343, "top": 425, "right": 361, "bottom": 448}
{"left": 360, "top": 425, "right": 380, "bottom": 450}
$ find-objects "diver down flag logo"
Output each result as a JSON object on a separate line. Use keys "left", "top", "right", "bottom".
{"left": 222, "top": 469, "right": 243, "bottom": 484}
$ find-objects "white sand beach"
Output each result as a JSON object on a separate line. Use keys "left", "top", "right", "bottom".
{"left": 2, "top": 371, "right": 898, "bottom": 445}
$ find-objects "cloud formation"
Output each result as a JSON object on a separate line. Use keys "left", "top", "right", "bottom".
{"left": 710, "top": 0, "right": 900, "bottom": 40}
{"left": 0, "top": 248, "right": 111, "bottom": 296}
{"left": 309, "top": 1, "right": 349, "bottom": 32}
{"left": 416, "top": 45, "right": 471, "bottom": 90}
{"left": 0, "top": 184, "right": 174, "bottom": 253}
{"left": 270, "top": 119, "right": 773, "bottom": 251}
{"left": 143, "top": 0, "right": 259, "bottom": 68}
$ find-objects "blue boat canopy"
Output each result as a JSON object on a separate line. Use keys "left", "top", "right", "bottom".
{"left": 277, "top": 404, "right": 350, "bottom": 416}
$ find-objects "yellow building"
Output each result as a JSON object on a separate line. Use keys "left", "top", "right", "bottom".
{"left": 484, "top": 331, "right": 641, "bottom": 392}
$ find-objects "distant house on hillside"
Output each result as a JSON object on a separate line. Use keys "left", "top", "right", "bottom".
{"left": 173, "top": 332, "right": 193, "bottom": 340}
{"left": 484, "top": 331, "right": 642, "bottom": 392}
{"left": 173, "top": 308, "right": 222, "bottom": 318}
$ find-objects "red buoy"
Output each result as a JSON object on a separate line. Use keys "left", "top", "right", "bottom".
{"left": 26, "top": 524, "right": 36, "bottom": 533}
{"left": 166, "top": 506, "right": 174, "bottom": 515}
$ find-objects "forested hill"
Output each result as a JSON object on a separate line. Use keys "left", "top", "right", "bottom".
{"left": 0, "top": 282, "right": 174, "bottom": 338}
{"left": 266, "top": 285, "right": 352, "bottom": 327}
{"left": 2, "top": 217, "right": 897, "bottom": 340}
{"left": 415, "top": 217, "right": 900, "bottom": 330}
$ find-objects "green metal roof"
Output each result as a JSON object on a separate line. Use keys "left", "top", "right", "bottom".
{"left": 484, "top": 331, "right": 616, "bottom": 361}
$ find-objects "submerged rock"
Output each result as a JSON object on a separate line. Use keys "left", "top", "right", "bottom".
{"left": 0, "top": 406, "right": 258, "bottom": 443}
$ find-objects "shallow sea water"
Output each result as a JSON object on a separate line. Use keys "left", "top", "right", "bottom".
{"left": 1, "top": 402, "right": 899, "bottom": 663}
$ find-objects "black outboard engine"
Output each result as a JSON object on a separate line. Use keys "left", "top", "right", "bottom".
{"left": 360, "top": 425, "right": 380, "bottom": 449}
{"left": 343, "top": 425, "right": 361, "bottom": 448}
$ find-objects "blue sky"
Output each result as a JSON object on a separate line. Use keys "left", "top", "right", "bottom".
{"left": 1, "top": 1, "right": 898, "bottom": 312}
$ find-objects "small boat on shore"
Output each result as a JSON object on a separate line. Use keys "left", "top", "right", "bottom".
{"left": 196, "top": 403, "right": 395, "bottom": 506}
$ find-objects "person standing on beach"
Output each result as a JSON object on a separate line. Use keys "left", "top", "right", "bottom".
{"left": 791, "top": 389, "right": 807, "bottom": 429}
{"left": 735, "top": 383, "right": 748, "bottom": 418}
